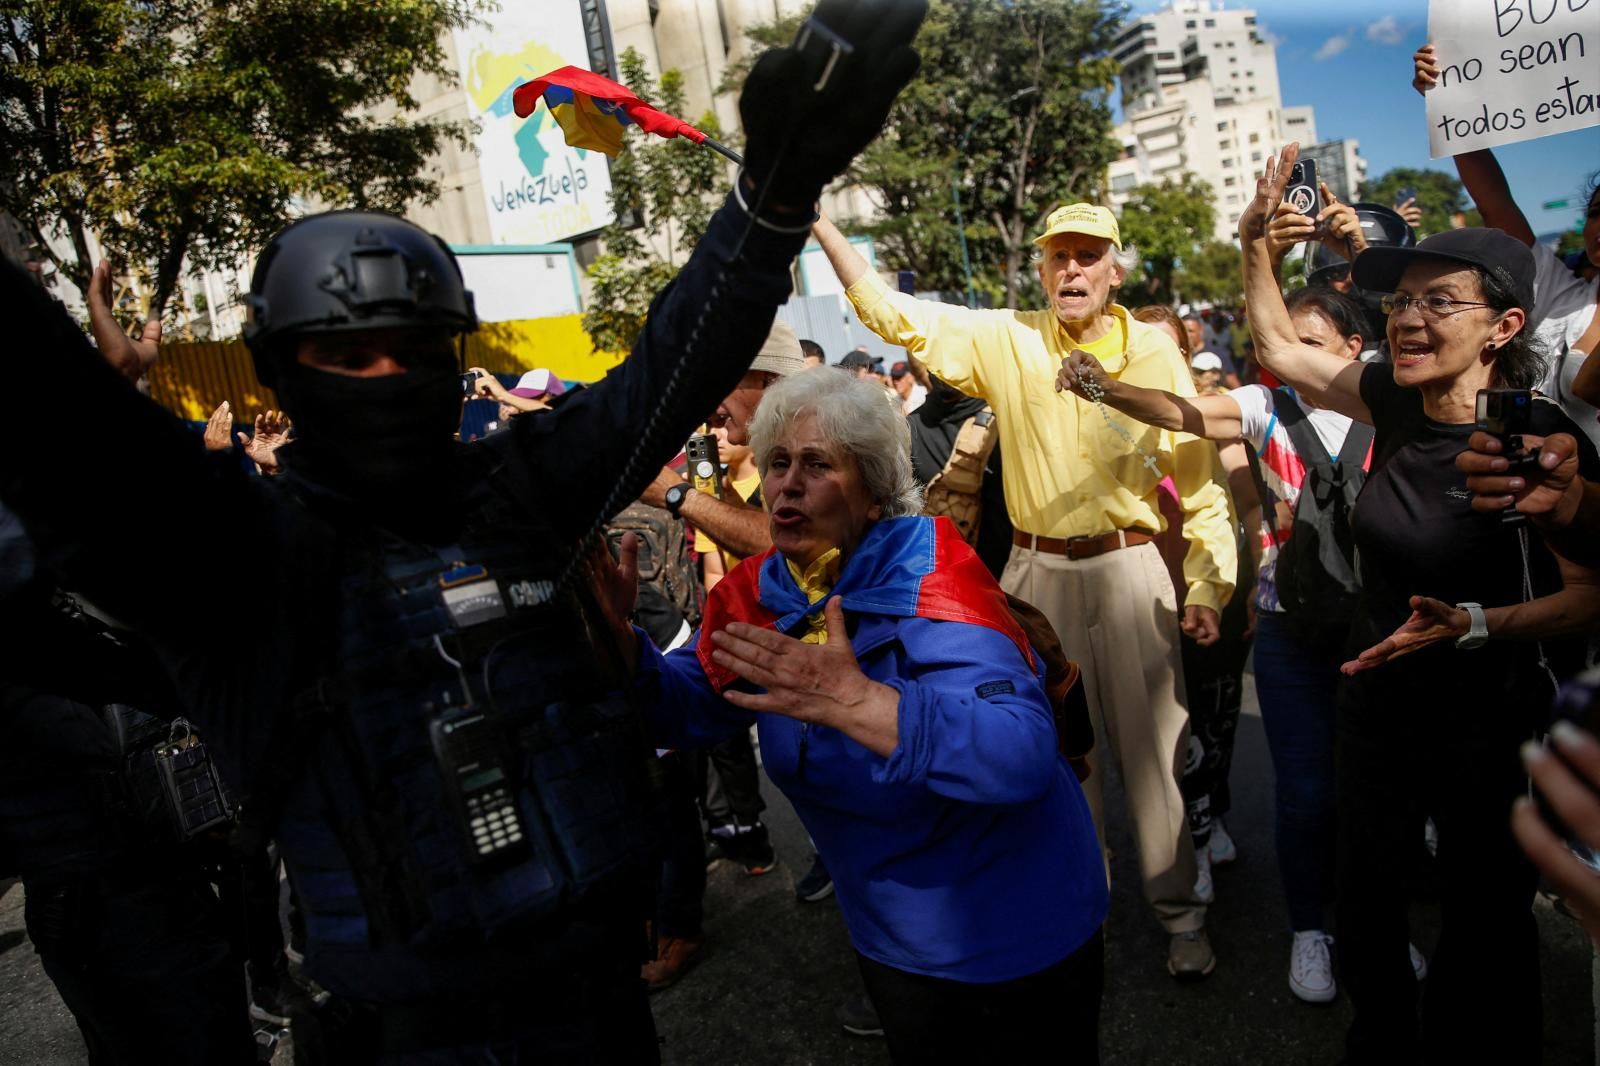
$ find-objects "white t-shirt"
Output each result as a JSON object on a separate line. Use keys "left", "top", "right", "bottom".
{"left": 1231, "top": 383, "right": 1358, "bottom": 613}
{"left": 1531, "top": 242, "right": 1600, "bottom": 449}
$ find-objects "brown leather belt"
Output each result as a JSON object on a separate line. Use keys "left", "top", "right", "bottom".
{"left": 1013, "top": 528, "right": 1155, "bottom": 560}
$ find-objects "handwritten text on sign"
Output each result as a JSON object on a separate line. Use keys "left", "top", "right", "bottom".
{"left": 1426, "top": 0, "right": 1600, "bottom": 158}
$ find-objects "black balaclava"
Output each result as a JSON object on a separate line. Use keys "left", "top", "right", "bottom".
{"left": 907, "top": 375, "right": 987, "bottom": 485}
{"left": 272, "top": 355, "right": 464, "bottom": 533}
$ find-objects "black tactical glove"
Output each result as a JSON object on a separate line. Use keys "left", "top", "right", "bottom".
{"left": 738, "top": 0, "right": 926, "bottom": 213}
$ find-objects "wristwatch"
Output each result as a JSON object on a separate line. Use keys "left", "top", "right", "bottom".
{"left": 663, "top": 482, "right": 690, "bottom": 517}
{"left": 1455, "top": 602, "right": 1489, "bottom": 650}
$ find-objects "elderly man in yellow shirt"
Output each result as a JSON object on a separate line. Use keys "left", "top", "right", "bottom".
{"left": 811, "top": 203, "right": 1236, "bottom": 981}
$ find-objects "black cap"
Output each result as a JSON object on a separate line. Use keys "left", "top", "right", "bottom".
{"left": 1351, "top": 227, "right": 1534, "bottom": 314}
{"left": 838, "top": 350, "right": 873, "bottom": 370}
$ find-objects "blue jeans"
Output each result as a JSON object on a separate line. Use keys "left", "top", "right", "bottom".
{"left": 1251, "top": 610, "right": 1341, "bottom": 932}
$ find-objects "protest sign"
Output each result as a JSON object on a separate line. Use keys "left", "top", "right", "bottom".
{"left": 1426, "top": 0, "right": 1600, "bottom": 158}
{"left": 453, "top": 8, "right": 616, "bottom": 245}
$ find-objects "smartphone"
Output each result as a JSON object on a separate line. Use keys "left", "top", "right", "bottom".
{"left": 1394, "top": 186, "right": 1418, "bottom": 208}
{"left": 1284, "top": 158, "right": 1320, "bottom": 219}
{"left": 686, "top": 433, "right": 723, "bottom": 498}
{"left": 460, "top": 371, "right": 480, "bottom": 398}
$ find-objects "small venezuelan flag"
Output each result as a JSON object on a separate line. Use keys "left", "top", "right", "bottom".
{"left": 511, "top": 66, "right": 709, "bottom": 158}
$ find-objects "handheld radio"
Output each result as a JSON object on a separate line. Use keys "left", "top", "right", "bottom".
{"left": 430, "top": 709, "right": 531, "bottom": 866}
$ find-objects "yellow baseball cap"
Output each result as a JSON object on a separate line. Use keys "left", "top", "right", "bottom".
{"left": 1033, "top": 203, "right": 1121, "bottom": 249}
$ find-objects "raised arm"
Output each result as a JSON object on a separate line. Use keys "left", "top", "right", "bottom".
{"left": 813, "top": 213, "right": 997, "bottom": 398}
{"left": 1239, "top": 146, "right": 1371, "bottom": 423}
{"left": 1056, "top": 349, "right": 1245, "bottom": 440}
{"left": 0, "top": 262, "right": 273, "bottom": 646}
{"left": 501, "top": 4, "right": 926, "bottom": 538}
{"left": 1413, "top": 44, "right": 1534, "bottom": 245}
{"left": 811, "top": 214, "right": 873, "bottom": 290}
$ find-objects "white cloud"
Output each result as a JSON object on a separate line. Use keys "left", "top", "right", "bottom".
{"left": 1313, "top": 32, "right": 1352, "bottom": 61}
{"left": 1366, "top": 16, "right": 1404, "bottom": 45}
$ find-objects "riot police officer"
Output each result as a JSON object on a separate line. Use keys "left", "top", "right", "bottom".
{"left": 0, "top": 4, "right": 924, "bottom": 1060}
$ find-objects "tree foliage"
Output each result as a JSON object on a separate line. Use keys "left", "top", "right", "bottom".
{"left": 725, "top": 0, "right": 1123, "bottom": 308}
{"left": 582, "top": 48, "right": 731, "bottom": 353}
{"left": 1173, "top": 240, "right": 1244, "bottom": 307}
{"left": 1359, "top": 167, "right": 1481, "bottom": 237}
{"left": 1117, "top": 174, "right": 1216, "bottom": 305}
{"left": 0, "top": 0, "right": 480, "bottom": 320}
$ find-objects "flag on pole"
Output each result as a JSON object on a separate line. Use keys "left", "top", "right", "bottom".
{"left": 511, "top": 66, "right": 708, "bottom": 157}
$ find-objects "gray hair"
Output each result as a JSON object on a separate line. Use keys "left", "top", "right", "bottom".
{"left": 1112, "top": 241, "right": 1140, "bottom": 276}
{"left": 748, "top": 367, "right": 925, "bottom": 519}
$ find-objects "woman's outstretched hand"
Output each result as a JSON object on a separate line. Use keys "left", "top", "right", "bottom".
{"left": 1238, "top": 143, "right": 1298, "bottom": 245}
{"left": 1341, "top": 596, "right": 1470, "bottom": 675}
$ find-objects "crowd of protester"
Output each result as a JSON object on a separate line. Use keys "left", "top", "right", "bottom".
{"left": 3, "top": 7, "right": 1600, "bottom": 1064}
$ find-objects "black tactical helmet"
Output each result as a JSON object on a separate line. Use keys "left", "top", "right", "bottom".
{"left": 243, "top": 210, "right": 477, "bottom": 386}
{"left": 1305, "top": 202, "right": 1416, "bottom": 287}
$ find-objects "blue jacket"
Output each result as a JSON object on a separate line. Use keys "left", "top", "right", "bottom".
{"left": 638, "top": 516, "right": 1107, "bottom": 983}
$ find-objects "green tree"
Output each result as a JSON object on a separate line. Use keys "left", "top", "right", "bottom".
{"left": 1359, "top": 167, "right": 1481, "bottom": 238}
{"left": 1554, "top": 229, "right": 1585, "bottom": 260}
{"left": 1173, "top": 240, "right": 1243, "bottom": 307}
{"left": 582, "top": 49, "right": 732, "bottom": 353}
{"left": 725, "top": 0, "right": 1123, "bottom": 308}
{"left": 0, "top": 0, "right": 480, "bottom": 320}
{"left": 1118, "top": 174, "right": 1215, "bottom": 305}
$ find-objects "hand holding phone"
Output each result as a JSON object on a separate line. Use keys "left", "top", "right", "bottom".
{"left": 1283, "top": 158, "right": 1320, "bottom": 219}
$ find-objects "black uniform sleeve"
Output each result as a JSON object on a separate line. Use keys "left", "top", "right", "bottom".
{"left": 0, "top": 263, "right": 275, "bottom": 650}
{"left": 489, "top": 193, "right": 809, "bottom": 540}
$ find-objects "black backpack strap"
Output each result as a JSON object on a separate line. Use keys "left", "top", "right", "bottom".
{"left": 1335, "top": 417, "right": 1375, "bottom": 472}
{"left": 1271, "top": 388, "right": 1333, "bottom": 475}
{"left": 1241, "top": 438, "right": 1274, "bottom": 547}
{"left": 1272, "top": 386, "right": 1374, "bottom": 478}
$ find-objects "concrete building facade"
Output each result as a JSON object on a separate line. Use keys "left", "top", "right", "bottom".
{"left": 1105, "top": 0, "right": 1317, "bottom": 243}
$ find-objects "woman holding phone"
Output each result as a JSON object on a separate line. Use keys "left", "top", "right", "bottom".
{"left": 1237, "top": 144, "right": 1600, "bottom": 1064}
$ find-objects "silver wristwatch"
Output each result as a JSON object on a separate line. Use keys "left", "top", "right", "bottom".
{"left": 1455, "top": 602, "right": 1488, "bottom": 650}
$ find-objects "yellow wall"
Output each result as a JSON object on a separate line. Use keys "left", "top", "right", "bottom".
{"left": 146, "top": 315, "right": 625, "bottom": 421}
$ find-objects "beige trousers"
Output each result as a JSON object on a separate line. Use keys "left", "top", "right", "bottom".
{"left": 1001, "top": 540, "right": 1205, "bottom": 933}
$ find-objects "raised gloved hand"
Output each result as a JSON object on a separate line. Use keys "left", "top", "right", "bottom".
{"left": 738, "top": 0, "right": 926, "bottom": 213}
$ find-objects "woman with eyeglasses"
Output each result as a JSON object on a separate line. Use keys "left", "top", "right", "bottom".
{"left": 1239, "top": 145, "right": 1600, "bottom": 1065}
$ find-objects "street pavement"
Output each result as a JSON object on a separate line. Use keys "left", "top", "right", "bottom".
{"left": 2, "top": 668, "right": 1595, "bottom": 1065}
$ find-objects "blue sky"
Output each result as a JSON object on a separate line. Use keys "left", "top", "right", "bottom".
{"left": 1120, "top": 0, "right": 1598, "bottom": 238}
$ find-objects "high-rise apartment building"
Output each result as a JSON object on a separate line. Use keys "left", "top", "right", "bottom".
{"left": 1105, "top": 0, "right": 1316, "bottom": 242}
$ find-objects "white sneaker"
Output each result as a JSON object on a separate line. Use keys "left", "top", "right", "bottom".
{"left": 1209, "top": 819, "right": 1238, "bottom": 865}
{"left": 1289, "top": 931, "right": 1336, "bottom": 1003}
{"left": 1410, "top": 942, "right": 1427, "bottom": 981}
{"left": 1194, "top": 843, "right": 1215, "bottom": 904}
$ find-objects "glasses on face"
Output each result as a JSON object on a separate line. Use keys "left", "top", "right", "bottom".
{"left": 1378, "top": 293, "right": 1493, "bottom": 319}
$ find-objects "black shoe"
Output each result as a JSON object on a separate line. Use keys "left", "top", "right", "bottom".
{"left": 708, "top": 822, "right": 777, "bottom": 876}
{"left": 837, "top": 992, "right": 884, "bottom": 1037}
{"left": 795, "top": 853, "right": 834, "bottom": 902}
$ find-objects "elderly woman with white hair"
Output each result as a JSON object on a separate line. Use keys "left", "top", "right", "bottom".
{"left": 602, "top": 368, "right": 1108, "bottom": 1061}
